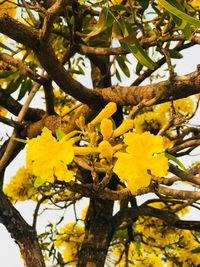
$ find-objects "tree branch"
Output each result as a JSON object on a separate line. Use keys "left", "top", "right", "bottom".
{"left": 35, "top": 43, "right": 99, "bottom": 104}
{"left": 0, "top": 190, "right": 45, "bottom": 267}
{"left": 0, "top": 53, "right": 46, "bottom": 85}
{"left": 79, "top": 35, "right": 200, "bottom": 56}
{"left": 112, "top": 205, "right": 200, "bottom": 231}
{"left": 40, "top": 0, "right": 66, "bottom": 41}
{"left": 0, "top": 14, "right": 39, "bottom": 49}
{"left": 169, "top": 164, "right": 200, "bottom": 186}
{"left": 0, "top": 87, "right": 44, "bottom": 121}
{"left": 95, "top": 68, "right": 200, "bottom": 105}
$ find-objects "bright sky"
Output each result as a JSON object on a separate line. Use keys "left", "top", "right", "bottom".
{"left": 0, "top": 45, "right": 200, "bottom": 266}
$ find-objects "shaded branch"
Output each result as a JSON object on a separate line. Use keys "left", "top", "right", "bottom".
{"left": 0, "top": 14, "right": 39, "bottom": 49}
{"left": 0, "top": 53, "right": 47, "bottom": 85}
{"left": 112, "top": 205, "right": 200, "bottom": 231}
{"left": 0, "top": 87, "right": 44, "bottom": 121}
{"left": 0, "top": 84, "right": 40, "bottom": 173}
{"left": 40, "top": 0, "right": 66, "bottom": 41}
{"left": 0, "top": 116, "right": 22, "bottom": 128}
{"left": 35, "top": 43, "right": 99, "bottom": 104}
{"left": 0, "top": 190, "right": 45, "bottom": 267}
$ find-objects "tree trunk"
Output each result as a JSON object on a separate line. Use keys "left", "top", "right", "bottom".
{"left": 78, "top": 198, "right": 114, "bottom": 267}
{"left": 0, "top": 190, "right": 46, "bottom": 267}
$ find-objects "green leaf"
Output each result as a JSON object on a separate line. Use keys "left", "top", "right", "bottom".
{"left": 7, "top": 74, "right": 25, "bottom": 94}
{"left": 168, "top": 49, "right": 183, "bottom": 59}
{"left": 110, "top": 4, "right": 130, "bottom": 13}
{"left": 115, "top": 68, "right": 122, "bottom": 82}
{"left": 158, "top": 0, "right": 200, "bottom": 28}
{"left": 0, "top": 42, "right": 14, "bottom": 52}
{"left": 121, "top": 40, "right": 156, "bottom": 70}
{"left": 0, "top": 70, "right": 16, "bottom": 78}
{"left": 85, "top": 8, "right": 107, "bottom": 38}
{"left": 135, "top": 62, "right": 143, "bottom": 75}
{"left": 34, "top": 176, "right": 45, "bottom": 188}
{"left": 14, "top": 138, "right": 27, "bottom": 144}
{"left": 116, "top": 56, "right": 130, "bottom": 77}
{"left": 166, "top": 0, "right": 192, "bottom": 39}
{"left": 138, "top": 0, "right": 150, "bottom": 10}
{"left": 18, "top": 78, "right": 32, "bottom": 100}
{"left": 165, "top": 152, "right": 188, "bottom": 173}
{"left": 57, "top": 252, "right": 65, "bottom": 266}
{"left": 191, "top": 247, "right": 200, "bottom": 254}
{"left": 55, "top": 129, "right": 66, "bottom": 140}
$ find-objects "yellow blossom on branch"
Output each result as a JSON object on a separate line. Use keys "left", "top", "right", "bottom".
{"left": 0, "top": 106, "right": 8, "bottom": 117}
{"left": 55, "top": 222, "right": 85, "bottom": 266}
{"left": 3, "top": 167, "right": 39, "bottom": 202}
{"left": 73, "top": 146, "right": 99, "bottom": 155}
{"left": 99, "top": 140, "right": 114, "bottom": 161}
{"left": 100, "top": 118, "right": 113, "bottom": 140}
{"left": 26, "top": 127, "right": 74, "bottom": 183}
{"left": 113, "top": 132, "right": 168, "bottom": 192}
{"left": 89, "top": 102, "right": 117, "bottom": 126}
{"left": 0, "top": 0, "right": 17, "bottom": 17}
{"left": 113, "top": 119, "right": 134, "bottom": 138}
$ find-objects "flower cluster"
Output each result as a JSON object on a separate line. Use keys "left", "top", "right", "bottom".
{"left": 113, "top": 132, "right": 168, "bottom": 192}
{"left": 26, "top": 127, "right": 75, "bottom": 183}
{"left": 3, "top": 167, "right": 39, "bottom": 202}
{"left": 5, "top": 102, "right": 169, "bottom": 198}
{"left": 55, "top": 222, "right": 85, "bottom": 265}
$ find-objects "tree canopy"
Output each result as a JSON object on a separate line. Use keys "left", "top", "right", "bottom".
{"left": 0, "top": 0, "right": 200, "bottom": 266}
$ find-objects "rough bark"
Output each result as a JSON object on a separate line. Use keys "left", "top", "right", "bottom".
{"left": 78, "top": 199, "right": 114, "bottom": 267}
{"left": 0, "top": 190, "right": 46, "bottom": 267}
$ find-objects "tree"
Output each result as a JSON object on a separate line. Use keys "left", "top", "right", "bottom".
{"left": 0, "top": 0, "right": 200, "bottom": 266}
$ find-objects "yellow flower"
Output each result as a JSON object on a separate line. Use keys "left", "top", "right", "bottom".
{"left": 100, "top": 118, "right": 113, "bottom": 140}
{"left": 26, "top": 127, "right": 74, "bottom": 183}
{"left": 187, "top": 0, "right": 200, "bottom": 10}
{"left": 74, "top": 146, "right": 99, "bottom": 155}
{"left": 3, "top": 167, "right": 38, "bottom": 202}
{"left": 75, "top": 115, "right": 85, "bottom": 132}
{"left": 113, "top": 132, "right": 168, "bottom": 192}
{"left": 53, "top": 89, "right": 76, "bottom": 120}
{"left": 134, "top": 111, "right": 164, "bottom": 134}
{"left": 55, "top": 222, "right": 85, "bottom": 265}
{"left": 99, "top": 140, "right": 114, "bottom": 161}
{"left": 113, "top": 119, "right": 134, "bottom": 138}
{"left": 0, "top": 106, "right": 8, "bottom": 117}
{"left": 89, "top": 102, "right": 117, "bottom": 126}
{"left": 0, "top": 0, "right": 17, "bottom": 16}
{"left": 157, "top": 97, "right": 194, "bottom": 116}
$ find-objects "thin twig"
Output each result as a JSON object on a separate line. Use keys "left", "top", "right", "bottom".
{"left": 0, "top": 84, "right": 40, "bottom": 173}
{"left": 21, "top": 0, "right": 39, "bottom": 28}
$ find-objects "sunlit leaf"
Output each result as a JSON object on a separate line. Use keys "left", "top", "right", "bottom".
{"left": 14, "top": 138, "right": 27, "bottom": 144}
{"left": 121, "top": 40, "right": 156, "bottom": 70}
{"left": 34, "top": 176, "right": 45, "bottom": 188}
{"left": 158, "top": 0, "right": 200, "bottom": 28}
{"left": 165, "top": 152, "right": 188, "bottom": 173}
{"left": 55, "top": 129, "right": 66, "bottom": 140}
